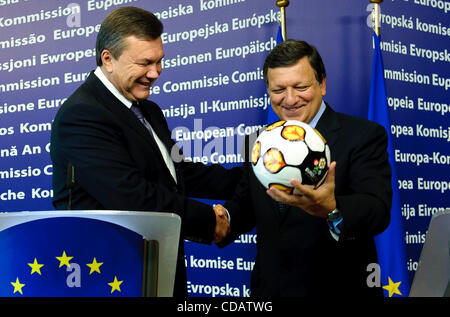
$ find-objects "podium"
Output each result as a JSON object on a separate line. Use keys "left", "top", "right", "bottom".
{"left": 0, "top": 210, "right": 181, "bottom": 297}
{"left": 409, "top": 208, "right": 450, "bottom": 297}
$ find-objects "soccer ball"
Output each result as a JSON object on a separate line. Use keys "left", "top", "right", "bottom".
{"left": 251, "top": 120, "right": 331, "bottom": 194}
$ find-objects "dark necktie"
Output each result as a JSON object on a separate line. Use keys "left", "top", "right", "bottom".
{"left": 130, "top": 102, "right": 154, "bottom": 137}
{"left": 130, "top": 102, "right": 178, "bottom": 183}
{"left": 278, "top": 202, "right": 288, "bottom": 214}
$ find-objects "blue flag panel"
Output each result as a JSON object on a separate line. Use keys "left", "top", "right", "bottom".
{"left": 0, "top": 217, "right": 143, "bottom": 297}
{"left": 266, "top": 25, "right": 284, "bottom": 124}
{"left": 368, "top": 32, "right": 411, "bottom": 297}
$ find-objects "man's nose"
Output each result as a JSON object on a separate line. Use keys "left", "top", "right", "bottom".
{"left": 146, "top": 64, "right": 160, "bottom": 79}
{"left": 284, "top": 87, "right": 297, "bottom": 105}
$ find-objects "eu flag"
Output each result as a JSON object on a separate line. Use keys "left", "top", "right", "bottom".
{"left": 368, "top": 32, "right": 410, "bottom": 297}
{"left": 266, "top": 25, "right": 285, "bottom": 123}
{"left": 0, "top": 217, "right": 143, "bottom": 297}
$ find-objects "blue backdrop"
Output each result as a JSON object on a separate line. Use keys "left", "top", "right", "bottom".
{"left": 0, "top": 0, "right": 448, "bottom": 297}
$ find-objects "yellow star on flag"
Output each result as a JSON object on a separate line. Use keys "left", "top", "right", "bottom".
{"left": 382, "top": 276, "right": 402, "bottom": 297}
{"left": 108, "top": 276, "right": 123, "bottom": 294}
{"left": 11, "top": 277, "right": 25, "bottom": 295}
{"left": 56, "top": 250, "right": 73, "bottom": 268}
{"left": 86, "top": 257, "right": 103, "bottom": 275}
{"left": 28, "top": 258, "right": 44, "bottom": 275}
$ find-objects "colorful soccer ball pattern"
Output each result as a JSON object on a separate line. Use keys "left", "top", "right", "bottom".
{"left": 251, "top": 120, "right": 331, "bottom": 194}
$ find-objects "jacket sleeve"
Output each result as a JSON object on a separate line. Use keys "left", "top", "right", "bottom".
{"left": 336, "top": 122, "right": 392, "bottom": 240}
{"left": 178, "top": 160, "right": 242, "bottom": 200}
{"left": 218, "top": 134, "right": 258, "bottom": 247}
{"left": 147, "top": 100, "right": 242, "bottom": 201}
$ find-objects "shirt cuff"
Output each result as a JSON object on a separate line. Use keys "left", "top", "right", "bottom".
{"left": 225, "top": 208, "right": 231, "bottom": 224}
{"left": 327, "top": 217, "right": 343, "bottom": 241}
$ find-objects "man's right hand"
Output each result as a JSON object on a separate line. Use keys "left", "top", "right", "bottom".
{"left": 213, "top": 204, "right": 230, "bottom": 243}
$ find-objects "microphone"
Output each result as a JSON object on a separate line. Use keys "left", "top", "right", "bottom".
{"left": 66, "top": 163, "right": 75, "bottom": 210}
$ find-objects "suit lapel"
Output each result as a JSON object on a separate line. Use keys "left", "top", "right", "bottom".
{"left": 140, "top": 102, "right": 180, "bottom": 186}
{"left": 84, "top": 73, "right": 175, "bottom": 178}
{"left": 139, "top": 100, "right": 181, "bottom": 188}
{"left": 140, "top": 102, "right": 175, "bottom": 151}
{"left": 315, "top": 103, "right": 341, "bottom": 152}
{"left": 85, "top": 73, "right": 162, "bottom": 149}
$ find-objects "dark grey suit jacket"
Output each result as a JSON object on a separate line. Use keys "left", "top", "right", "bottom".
{"left": 223, "top": 104, "right": 392, "bottom": 297}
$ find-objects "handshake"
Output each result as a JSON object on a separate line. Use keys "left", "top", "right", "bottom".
{"left": 213, "top": 204, "right": 230, "bottom": 243}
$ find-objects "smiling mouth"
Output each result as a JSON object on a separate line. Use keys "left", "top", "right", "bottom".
{"left": 282, "top": 104, "right": 304, "bottom": 111}
{"left": 137, "top": 80, "right": 152, "bottom": 87}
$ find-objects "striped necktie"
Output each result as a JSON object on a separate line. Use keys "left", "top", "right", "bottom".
{"left": 130, "top": 102, "right": 178, "bottom": 183}
{"left": 130, "top": 102, "right": 154, "bottom": 137}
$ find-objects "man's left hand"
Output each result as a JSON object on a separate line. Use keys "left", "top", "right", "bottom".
{"left": 266, "top": 161, "right": 337, "bottom": 219}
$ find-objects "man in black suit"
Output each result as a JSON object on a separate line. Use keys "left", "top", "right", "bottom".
{"left": 50, "top": 7, "right": 239, "bottom": 297}
{"left": 217, "top": 40, "right": 392, "bottom": 296}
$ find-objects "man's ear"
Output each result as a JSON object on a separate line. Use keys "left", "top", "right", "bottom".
{"left": 101, "top": 49, "right": 114, "bottom": 73}
{"left": 320, "top": 76, "right": 327, "bottom": 96}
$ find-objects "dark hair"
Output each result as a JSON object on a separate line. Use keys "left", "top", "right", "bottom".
{"left": 96, "top": 6, "right": 163, "bottom": 66}
{"left": 263, "top": 39, "right": 326, "bottom": 86}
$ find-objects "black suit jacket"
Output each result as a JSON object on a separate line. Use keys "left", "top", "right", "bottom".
{"left": 50, "top": 72, "right": 240, "bottom": 296}
{"left": 223, "top": 104, "right": 392, "bottom": 296}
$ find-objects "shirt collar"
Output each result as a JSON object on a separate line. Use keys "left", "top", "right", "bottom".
{"left": 308, "top": 100, "right": 326, "bottom": 128}
{"left": 94, "top": 66, "right": 133, "bottom": 109}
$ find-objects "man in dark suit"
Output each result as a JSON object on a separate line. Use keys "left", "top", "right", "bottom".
{"left": 50, "top": 7, "right": 239, "bottom": 297}
{"left": 217, "top": 40, "right": 392, "bottom": 296}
